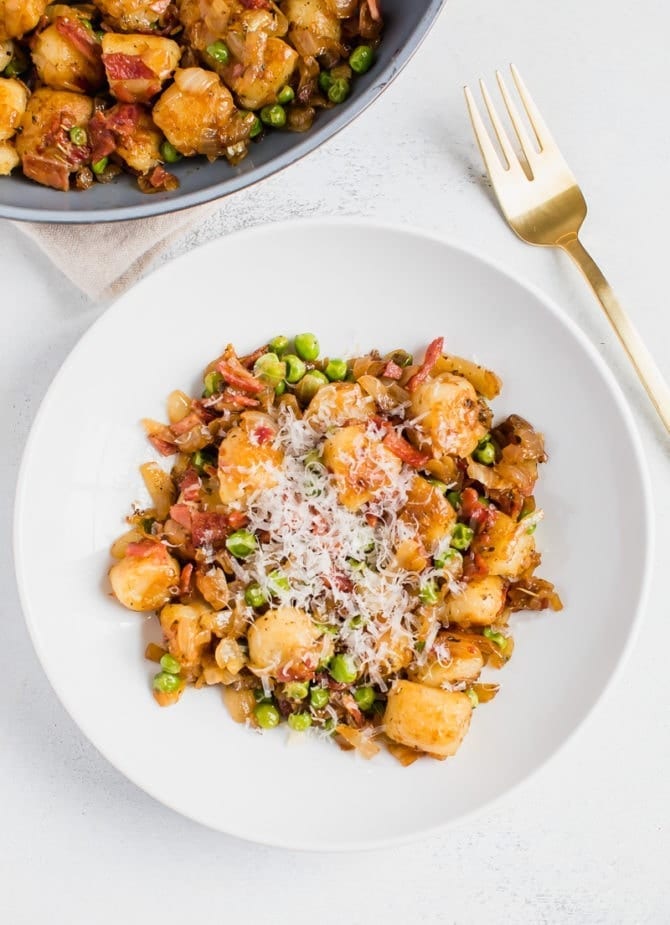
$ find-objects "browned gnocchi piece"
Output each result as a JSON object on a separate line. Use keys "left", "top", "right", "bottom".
{"left": 384, "top": 681, "right": 473, "bottom": 758}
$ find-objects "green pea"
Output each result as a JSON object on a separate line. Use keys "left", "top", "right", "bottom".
{"left": 526, "top": 523, "right": 537, "bottom": 535}
{"left": 415, "top": 640, "right": 426, "bottom": 653}
{"left": 294, "top": 333, "right": 320, "bottom": 361}
{"left": 254, "top": 703, "right": 280, "bottom": 729}
{"left": 325, "top": 358, "right": 348, "bottom": 381}
{"left": 260, "top": 104, "right": 286, "bottom": 128}
{"left": 92, "top": 157, "right": 108, "bottom": 175}
{"left": 466, "top": 688, "right": 479, "bottom": 708}
{"left": 287, "top": 712, "right": 312, "bottom": 732}
{"left": 318, "top": 71, "right": 333, "bottom": 93}
{"left": 284, "top": 681, "right": 309, "bottom": 701}
{"left": 349, "top": 44, "right": 374, "bottom": 74}
{"left": 244, "top": 582, "right": 267, "bottom": 609}
{"left": 254, "top": 352, "right": 287, "bottom": 386}
{"left": 267, "top": 569, "right": 290, "bottom": 595}
{"left": 203, "top": 369, "right": 223, "bottom": 397}
{"left": 275, "top": 380, "right": 286, "bottom": 396}
{"left": 284, "top": 354, "right": 306, "bottom": 383}
{"left": 418, "top": 579, "right": 439, "bottom": 605}
{"left": 153, "top": 671, "right": 181, "bottom": 694}
{"left": 296, "top": 370, "right": 328, "bottom": 405}
{"left": 354, "top": 686, "right": 375, "bottom": 711}
{"left": 269, "top": 335, "right": 290, "bottom": 357}
{"left": 428, "top": 478, "right": 448, "bottom": 495}
{"left": 434, "top": 548, "right": 459, "bottom": 569}
{"left": 347, "top": 558, "right": 365, "bottom": 572}
{"left": 159, "top": 653, "right": 181, "bottom": 675}
{"left": 483, "top": 627, "right": 507, "bottom": 649}
{"left": 328, "top": 78, "right": 350, "bottom": 104}
{"left": 446, "top": 490, "right": 462, "bottom": 509}
{"left": 206, "top": 40, "right": 230, "bottom": 65}
{"left": 69, "top": 126, "right": 87, "bottom": 146}
{"left": 349, "top": 615, "right": 365, "bottom": 629}
{"left": 248, "top": 115, "right": 263, "bottom": 139}
{"left": 277, "top": 85, "right": 295, "bottom": 105}
{"left": 328, "top": 654, "right": 358, "bottom": 684}
{"left": 225, "top": 529, "right": 258, "bottom": 559}
{"left": 160, "top": 140, "right": 182, "bottom": 163}
{"left": 473, "top": 436, "right": 496, "bottom": 466}
{"left": 450, "top": 523, "right": 474, "bottom": 551}
{"left": 309, "top": 687, "right": 330, "bottom": 709}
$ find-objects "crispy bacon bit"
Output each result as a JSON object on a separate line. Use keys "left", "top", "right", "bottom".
{"left": 21, "top": 154, "right": 70, "bottom": 192}
{"left": 191, "top": 512, "right": 230, "bottom": 547}
{"left": 332, "top": 573, "right": 354, "bottom": 593}
{"left": 103, "top": 52, "right": 156, "bottom": 81}
{"left": 179, "top": 562, "right": 194, "bottom": 596}
{"left": 125, "top": 539, "right": 167, "bottom": 559}
{"left": 178, "top": 468, "right": 201, "bottom": 502}
{"left": 461, "top": 487, "right": 497, "bottom": 534}
{"left": 169, "top": 504, "right": 192, "bottom": 530}
{"left": 406, "top": 337, "right": 444, "bottom": 393}
{"left": 276, "top": 653, "right": 318, "bottom": 682}
{"left": 216, "top": 356, "right": 264, "bottom": 394}
{"left": 239, "top": 345, "right": 269, "bottom": 369}
{"left": 55, "top": 17, "right": 101, "bottom": 65}
{"left": 141, "top": 164, "right": 179, "bottom": 193}
{"left": 169, "top": 411, "right": 202, "bottom": 437}
{"left": 381, "top": 428, "right": 430, "bottom": 468}
{"left": 227, "top": 510, "right": 248, "bottom": 530}
{"left": 381, "top": 360, "right": 403, "bottom": 380}
{"left": 148, "top": 434, "right": 177, "bottom": 456}
{"left": 89, "top": 103, "right": 143, "bottom": 162}
{"left": 341, "top": 693, "right": 364, "bottom": 727}
{"left": 365, "top": 513, "right": 380, "bottom": 528}
{"left": 221, "top": 390, "right": 261, "bottom": 409}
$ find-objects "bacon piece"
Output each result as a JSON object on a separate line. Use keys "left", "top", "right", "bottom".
{"left": 406, "top": 337, "right": 444, "bottom": 393}
{"left": 191, "top": 512, "right": 230, "bottom": 547}
{"left": 169, "top": 504, "right": 193, "bottom": 530}
{"left": 169, "top": 411, "right": 203, "bottom": 437}
{"left": 179, "top": 562, "right": 194, "bottom": 596}
{"left": 148, "top": 434, "right": 177, "bottom": 456}
{"left": 178, "top": 468, "right": 201, "bottom": 502}
{"left": 125, "top": 539, "right": 168, "bottom": 559}
{"left": 381, "top": 360, "right": 403, "bottom": 380}
{"left": 89, "top": 103, "right": 143, "bottom": 162}
{"left": 103, "top": 53, "right": 156, "bottom": 81}
{"left": 460, "top": 487, "right": 497, "bottom": 535}
{"left": 55, "top": 17, "right": 101, "bottom": 66}
{"left": 216, "top": 359, "right": 264, "bottom": 394}
{"left": 463, "top": 551, "right": 489, "bottom": 580}
{"left": 239, "top": 344, "right": 269, "bottom": 369}
{"left": 253, "top": 424, "right": 275, "bottom": 445}
{"left": 227, "top": 510, "right": 248, "bottom": 530}
{"left": 365, "top": 513, "right": 380, "bottom": 527}
{"left": 341, "top": 693, "right": 365, "bottom": 727}
{"left": 21, "top": 154, "right": 70, "bottom": 192}
{"left": 145, "top": 164, "right": 178, "bottom": 191}
{"left": 220, "top": 389, "right": 261, "bottom": 409}
{"left": 381, "top": 428, "right": 430, "bottom": 468}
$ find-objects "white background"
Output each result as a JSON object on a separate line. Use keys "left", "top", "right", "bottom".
{"left": 2, "top": 0, "right": 669, "bottom": 921}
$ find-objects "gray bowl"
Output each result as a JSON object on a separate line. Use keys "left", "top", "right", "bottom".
{"left": 0, "top": 0, "right": 444, "bottom": 224}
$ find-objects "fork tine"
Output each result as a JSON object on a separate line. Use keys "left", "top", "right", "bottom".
{"left": 478, "top": 79, "right": 523, "bottom": 176}
{"left": 509, "top": 64, "right": 558, "bottom": 153}
{"left": 495, "top": 69, "right": 539, "bottom": 173}
{"left": 464, "top": 85, "right": 508, "bottom": 184}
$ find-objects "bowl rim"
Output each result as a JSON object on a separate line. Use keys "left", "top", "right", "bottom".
{"left": 13, "top": 217, "right": 654, "bottom": 850}
{"left": 1, "top": 0, "right": 446, "bottom": 225}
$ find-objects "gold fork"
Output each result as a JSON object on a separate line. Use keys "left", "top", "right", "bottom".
{"left": 465, "top": 64, "right": 670, "bottom": 433}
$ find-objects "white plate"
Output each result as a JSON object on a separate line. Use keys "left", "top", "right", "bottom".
{"left": 14, "top": 219, "right": 652, "bottom": 851}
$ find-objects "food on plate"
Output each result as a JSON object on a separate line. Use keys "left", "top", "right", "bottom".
{"left": 0, "top": 0, "right": 383, "bottom": 192}
{"left": 108, "top": 335, "right": 562, "bottom": 764}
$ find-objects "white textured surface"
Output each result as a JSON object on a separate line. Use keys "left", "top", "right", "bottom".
{"left": 1, "top": 0, "right": 669, "bottom": 921}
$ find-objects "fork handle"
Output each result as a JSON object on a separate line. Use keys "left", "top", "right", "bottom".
{"left": 560, "top": 235, "right": 670, "bottom": 433}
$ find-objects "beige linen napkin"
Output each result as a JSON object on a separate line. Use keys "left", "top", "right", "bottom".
{"left": 14, "top": 202, "right": 218, "bottom": 300}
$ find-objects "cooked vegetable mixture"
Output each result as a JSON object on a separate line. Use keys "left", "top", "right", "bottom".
{"left": 109, "top": 335, "right": 562, "bottom": 764}
{"left": 0, "top": 0, "right": 382, "bottom": 191}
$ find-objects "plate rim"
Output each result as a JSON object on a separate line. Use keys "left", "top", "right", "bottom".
{"left": 13, "top": 216, "right": 655, "bottom": 850}
{"left": 1, "top": 0, "right": 446, "bottom": 224}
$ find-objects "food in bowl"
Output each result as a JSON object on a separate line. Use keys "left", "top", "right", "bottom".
{"left": 108, "top": 334, "right": 562, "bottom": 765}
{"left": 0, "top": 1, "right": 382, "bottom": 192}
